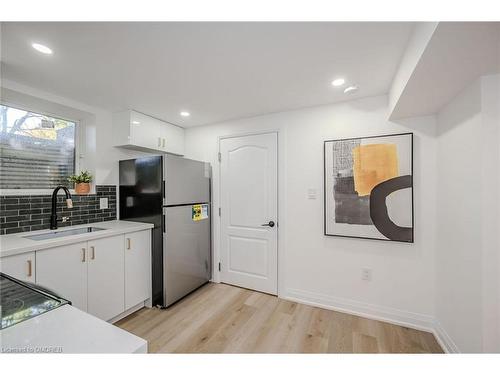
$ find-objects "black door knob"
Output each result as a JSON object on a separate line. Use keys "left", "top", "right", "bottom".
{"left": 261, "top": 221, "right": 275, "bottom": 228}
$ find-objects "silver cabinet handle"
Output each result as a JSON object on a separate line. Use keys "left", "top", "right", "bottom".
{"left": 82, "top": 248, "right": 86, "bottom": 262}
{"left": 27, "top": 260, "right": 32, "bottom": 277}
{"left": 158, "top": 137, "right": 162, "bottom": 147}
{"left": 162, "top": 138, "right": 166, "bottom": 148}
{"left": 126, "top": 238, "right": 131, "bottom": 250}
{"left": 90, "top": 246, "right": 95, "bottom": 260}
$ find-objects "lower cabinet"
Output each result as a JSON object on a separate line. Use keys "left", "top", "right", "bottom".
{"left": 124, "top": 230, "right": 151, "bottom": 310}
{"left": 0, "top": 251, "right": 36, "bottom": 283}
{"left": 87, "top": 236, "right": 125, "bottom": 321}
{"left": 32, "top": 229, "right": 151, "bottom": 322}
{"left": 2, "top": 230, "right": 151, "bottom": 322}
{"left": 36, "top": 242, "right": 88, "bottom": 311}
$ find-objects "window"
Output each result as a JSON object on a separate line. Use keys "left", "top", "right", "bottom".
{"left": 0, "top": 104, "right": 77, "bottom": 190}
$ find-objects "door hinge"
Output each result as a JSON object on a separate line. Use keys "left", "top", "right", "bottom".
{"left": 218, "top": 152, "right": 221, "bottom": 162}
{"left": 218, "top": 262, "right": 221, "bottom": 272}
{"left": 218, "top": 207, "right": 221, "bottom": 217}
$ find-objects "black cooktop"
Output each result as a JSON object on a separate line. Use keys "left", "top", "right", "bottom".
{"left": 0, "top": 273, "right": 69, "bottom": 330}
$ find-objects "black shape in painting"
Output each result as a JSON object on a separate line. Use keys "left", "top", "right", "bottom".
{"left": 333, "top": 176, "right": 372, "bottom": 225}
{"left": 369, "top": 175, "right": 413, "bottom": 242}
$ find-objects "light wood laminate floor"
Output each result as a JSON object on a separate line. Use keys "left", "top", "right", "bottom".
{"left": 116, "top": 283, "right": 443, "bottom": 353}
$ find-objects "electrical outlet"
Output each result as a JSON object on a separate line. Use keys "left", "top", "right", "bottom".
{"left": 99, "top": 197, "right": 109, "bottom": 210}
{"left": 362, "top": 268, "right": 372, "bottom": 281}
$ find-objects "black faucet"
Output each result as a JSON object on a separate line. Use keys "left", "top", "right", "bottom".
{"left": 50, "top": 186, "right": 73, "bottom": 230}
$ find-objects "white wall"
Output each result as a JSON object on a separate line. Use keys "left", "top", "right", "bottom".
{"left": 435, "top": 80, "right": 483, "bottom": 352}
{"left": 185, "top": 95, "right": 438, "bottom": 329}
{"left": 435, "top": 74, "right": 500, "bottom": 353}
{"left": 480, "top": 75, "right": 500, "bottom": 352}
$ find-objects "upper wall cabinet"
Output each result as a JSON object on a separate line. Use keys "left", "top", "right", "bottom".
{"left": 113, "top": 110, "right": 185, "bottom": 155}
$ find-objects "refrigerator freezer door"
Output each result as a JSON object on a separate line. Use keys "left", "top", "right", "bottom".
{"left": 164, "top": 155, "right": 211, "bottom": 206}
{"left": 163, "top": 205, "right": 211, "bottom": 307}
{"left": 119, "top": 156, "right": 163, "bottom": 227}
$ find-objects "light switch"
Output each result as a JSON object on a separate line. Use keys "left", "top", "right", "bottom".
{"left": 307, "top": 188, "right": 317, "bottom": 200}
{"left": 99, "top": 197, "right": 109, "bottom": 209}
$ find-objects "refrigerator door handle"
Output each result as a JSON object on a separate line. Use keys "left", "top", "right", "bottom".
{"left": 162, "top": 207, "right": 166, "bottom": 233}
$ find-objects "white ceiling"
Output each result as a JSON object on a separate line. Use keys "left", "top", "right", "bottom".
{"left": 1, "top": 22, "right": 413, "bottom": 127}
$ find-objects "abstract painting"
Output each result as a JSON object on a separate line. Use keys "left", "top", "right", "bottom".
{"left": 324, "top": 133, "right": 413, "bottom": 242}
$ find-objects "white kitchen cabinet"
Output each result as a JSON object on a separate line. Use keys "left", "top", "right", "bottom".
{"left": 2, "top": 224, "right": 152, "bottom": 323}
{"left": 0, "top": 251, "right": 35, "bottom": 283}
{"left": 159, "top": 122, "right": 184, "bottom": 156}
{"left": 113, "top": 109, "right": 184, "bottom": 155}
{"left": 87, "top": 235, "right": 125, "bottom": 321}
{"left": 36, "top": 242, "right": 88, "bottom": 311}
{"left": 124, "top": 230, "right": 151, "bottom": 310}
{"left": 129, "top": 111, "right": 160, "bottom": 151}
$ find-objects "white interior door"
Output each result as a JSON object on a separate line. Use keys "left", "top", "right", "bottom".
{"left": 220, "top": 132, "right": 278, "bottom": 295}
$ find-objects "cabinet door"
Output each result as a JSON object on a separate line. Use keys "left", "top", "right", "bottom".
{"left": 160, "top": 122, "right": 185, "bottom": 156}
{"left": 87, "top": 235, "right": 125, "bottom": 321}
{"left": 124, "top": 230, "right": 151, "bottom": 310}
{"left": 0, "top": 252, "right": 36, "bottom": 283}
{"left": 36, "top": 242, "right": 88, "bottom": 311}
{"left": 129, "top": 111, "right": 161, "bottom": 151}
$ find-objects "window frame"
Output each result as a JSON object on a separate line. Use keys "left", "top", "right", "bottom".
{"left": 0, "top": 101, "right": 82, "bottom": 196}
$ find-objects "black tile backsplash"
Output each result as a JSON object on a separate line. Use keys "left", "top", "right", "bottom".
{"left": 0, "top": 185, "right": 117, "bottom": 235}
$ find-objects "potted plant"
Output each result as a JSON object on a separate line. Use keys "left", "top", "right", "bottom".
{"left": 68, "top": 170, "right": 92, "bottom": 195}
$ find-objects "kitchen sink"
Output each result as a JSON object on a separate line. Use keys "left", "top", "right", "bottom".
{"left": 23, "top": 227, "right": 107, "bottom": 241}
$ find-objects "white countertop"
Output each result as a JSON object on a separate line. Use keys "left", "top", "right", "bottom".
{"left": 0, "top": 305, "right": 147, "bottom": 353}
{"left": 0, "top": 220, "right": 154, "bottom": 257}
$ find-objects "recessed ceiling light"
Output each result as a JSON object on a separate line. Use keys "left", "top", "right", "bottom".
{"left": 331, "top": 78, "right": 345, "bottom": 87}
{"left": 131, "top": 121, "right": 140, "bottom": 125}
{"left": 344, "top": 85, "right": 359, "bottom": 94}
{"left": 32, "top": 43, "right": 53, "bottom": 55}
{"left": 180, "top": 111, "right": 190, "bottom": 117}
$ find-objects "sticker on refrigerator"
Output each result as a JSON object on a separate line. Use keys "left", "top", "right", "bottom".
{"left": 192, "top": 204, "right": 209, "bottom": 221}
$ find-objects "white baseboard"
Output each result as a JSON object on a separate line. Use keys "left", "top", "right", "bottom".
{"left": 283, "top": 287, "right": 456, "bottom": 353}
{"left": 284, "top": 288, "right": 435, "bottom": 331}
{"left": 432, "top": 320, "right": 460, "bottom": 353}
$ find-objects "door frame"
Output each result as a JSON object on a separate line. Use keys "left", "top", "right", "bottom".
{"left": 215, "top": 129, "right": 285, "bottom": 297}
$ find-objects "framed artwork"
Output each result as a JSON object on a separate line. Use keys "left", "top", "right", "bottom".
{"left": 324, "top": 132, "right": 413, "bottom": 243}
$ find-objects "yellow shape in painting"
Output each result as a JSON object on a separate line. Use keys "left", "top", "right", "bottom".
{"left": 352, "top": 144, "right": 399, "bottom": 196}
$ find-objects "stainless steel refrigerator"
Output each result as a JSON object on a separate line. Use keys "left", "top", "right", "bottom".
{"left": 119, "top": 155, "right": 211, "bottom": 307}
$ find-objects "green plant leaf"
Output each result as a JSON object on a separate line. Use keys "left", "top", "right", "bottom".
{"left": 67, "top": 170, "right": 93, "bottom": 184}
